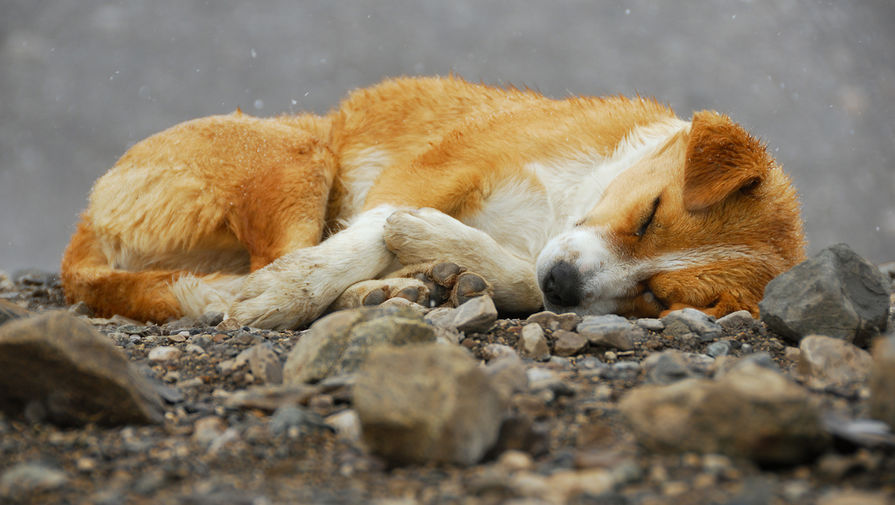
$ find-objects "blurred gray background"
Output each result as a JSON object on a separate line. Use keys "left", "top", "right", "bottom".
{"left": 1, "top": 0, "right": 893, "bottom": 273}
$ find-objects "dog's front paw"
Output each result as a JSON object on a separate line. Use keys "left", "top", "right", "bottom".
{"left": 228, "top": 269, "right": 319, "bottom": 330}
{"left": 384, "top": 208, "right": 468, "bottom": 265}
{"left": 389, "top": 261, "right": 494, "bottom": 307}
{"left": 330, "top": 278, "right": 430, "bottom": 312}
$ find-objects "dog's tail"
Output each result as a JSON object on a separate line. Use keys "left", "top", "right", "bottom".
{"left": 61, "top": 219, "right": 242, "bottom": 322}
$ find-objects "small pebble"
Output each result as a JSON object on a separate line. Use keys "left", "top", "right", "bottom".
{"left": 706, "top": 341, "right": 731, "bottom": 357}
{"left": 148, "top": 346, "right": 182, "bottom": 362}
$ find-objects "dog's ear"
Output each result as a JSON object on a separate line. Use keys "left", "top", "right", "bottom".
{"left": 683, "top": 111, "right": 771, "bottom": 212}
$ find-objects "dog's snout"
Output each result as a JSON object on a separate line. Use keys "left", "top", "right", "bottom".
{"left": 541, "top": 261, "right": 581, "bottom": 307}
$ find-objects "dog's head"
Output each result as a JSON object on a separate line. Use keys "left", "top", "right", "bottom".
{"left": 535, "top": 111, "right": 805, "bottom": 318}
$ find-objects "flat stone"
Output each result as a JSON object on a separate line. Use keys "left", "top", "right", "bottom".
{"left": 484, "top": 355, "right": 529, "bottom": 401}
{"left": 283, "top": 306, "right": 437, "bottom": 384}
{"left": 635, "top": 318, "right": 665, "bottom": 332}
{"left": 148, "top": 346, "right": 182, "bottom": 362}
{"left": 706, "top": 341, "right": 731, "bottom": 357}
{"left": 269, "top": 404, "right": 331, "bottom": 436}
{"left": 798, "top": 335, "right": 872, "bottom": 387}
{"left": 642, "top": 350, "right": 696, "bottom": 384}
{"left": 759, "top": 243, "right": 891, "bottom": 347}
{"left": 0, "top": 299, "right": 31, "bottom": 326}
{"left": 818, "top": 490, "right": 892, "bottom": 505}
{"left": 238, "top": 343, "right": 283, "bottom": 385}
{"left": 482, "top": 343, "right": 518, "bottom": 361}
{"left": 716, "top": 310, "right": 759, "bottom": 332}
{"left": 621, "top": 360, "right": 827, "bottom": 465}
{"left": 525, "top": 311, "right": 581, "bottom": 331}
{"left": 325, "top": 409, "right": 361, "bottom": 441}
{"left": 223, "top": 384, "right": 319, "bottom": 412}
{"left": 451, "top": 295, "right": 499, "bottom": 333}
{"left": 0, "top": 462, "right": 68, "bottom": 499}
{"left": 518, "top": 324, "right": 550, "bottom": 360}
{"left": 869, "top": 335, "right": 895, "bottom": 429}
{"left": 577, "top": 314, "right": 641, "bottom": 351}
{"left": 661, "top": 308, "right": 722, "bottom": 342}
{"left": 0, "top": 311, "right": 165, "bottom": 426}
{"left": 193, "top": 416, "right": 227, "bottom": 446}
{"left": 552, "top": 329, "right": 588, "bottom": 357}
{"left": 354, "top": 344, "right": 507, "bottom": 466}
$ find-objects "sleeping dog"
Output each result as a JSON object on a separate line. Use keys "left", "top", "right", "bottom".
{"left": 62, "top": 76, "right": 805, "bottom": 329}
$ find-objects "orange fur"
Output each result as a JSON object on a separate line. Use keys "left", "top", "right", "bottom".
{"left": 61, "top": 76, "right": 805, "bottom": 325}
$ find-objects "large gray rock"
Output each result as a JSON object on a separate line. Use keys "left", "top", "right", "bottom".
{"left": 760, "top": 244, "right": 891, "bottom": 347}
{"left": 353, "top": 344, "right": 507, "bottom": 466}
{"left": 869, "top": 335, "right": 895, "bottom": 430}
{"left": 283, "top": 305, "right": 437, "bottom": 384}
{"left": 620, "top": 360, "right": 827, "bottom": 466}
{"left": 0, "top": 312, "right": 165, "bottom": 426}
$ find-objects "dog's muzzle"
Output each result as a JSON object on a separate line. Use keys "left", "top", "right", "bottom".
{"left": 539, "top": 260, "right": 582, "bottom": 308}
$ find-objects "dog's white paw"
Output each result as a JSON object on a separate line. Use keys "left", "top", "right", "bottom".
{"left": 384, "top": 208, "right": 470, "bottom": 265}
{"left": 228, "top": 264, "right": 334, "bottom": 329}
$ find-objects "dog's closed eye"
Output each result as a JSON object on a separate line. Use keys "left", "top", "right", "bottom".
{"left": 635, "top": 196, "right": 660, "bottom": 238}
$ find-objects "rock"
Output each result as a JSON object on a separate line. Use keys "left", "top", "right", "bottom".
{"left": 67, "top": 301, "right": 94, "bottom": 317}
{"left": 525, "top": 311, "right": 581, "bottom": 331}
{"left": 869, "top": 335, "right": 895, "bottom": 429}
{"left": 223, "top": 384, "right": 319, "bottom": 412}
{"left": 716, "top": 310, "right": 759, "bottom": 333}
{"left": 759, "top": 243, "right": 891, "bottom": 347}
{"left": 552, "top": 329, "right": 587, "bottom": 357}
{"left": 215, "top": 317, "right": 243, "bottom": 332}
{"left": 148, "top": 346, "right": 182, "bottom": 362}
{"left": 193, "top": 416, "right": 227, "bottom": 446}
{"left": 818, "top": 490, "right": 891, "bottom": 505}
{"left": 635, "top": 318, "right": 665, "bottom": 332}
{"left": 822, "top": 414, "right": 895, "bottom": 450}
{"left": 577, "top": 314, "right": 641, "bottom": 351}
{"left": 484, "top": 355, "right": 529, "bottom": 401}
{"left": 878, "top": 261, "right": 895, "bottom": 286}
{"left": 482, "top": 343, "right": 517, "bottom": 361}
{"left": 642, "top": 350, "right": 696, "bottom": 384}
{"left": 0, "top": 270, "right": 13, "bottom": 291}
{"left": 602, "top": 361, "right": 642, "bottom": 382}
{"left": 0, "top": 299, "right": 30, "bottom": 326}
{"left": 283, "top": 306, "right": 437, "bottom": 384}
{"left": 712, "top": 351, "right": 780, "bottom": 378}
{"left": 620, "top": 360, "right": 827, "bottom": 465}
{"left": 518, "top": 324, "right": 550, "bottom": 360}
{"left": 240, "top": 343, "right": 283, "bottom": 385}
{"left": 661, "top": 308, "right": 722, "bottom": 342}
{"left": 269, "top": 404, "right": 331, "bottom": 436}
{"left": 325, "top": 409, "right": 361, "bottom": 441}
{"left": 353, "top": 344, "right": 507, "bottom": 466}
{"left": 198, "top": 311, "right": 225, "bottom": 327}
{"left": 798, "top": 335, "right": 872, "bottom": 387}
{"left": 0, "top": 311, "right": 165, "bottom": 426}
{"left": 706, "top": 341, "right": 731, "bottom": 357}
{"left": 0, "top": 462, "right": 68, "bottom": 499}
{"left": 13, "top": 269, "right": 58, "bottom": 287}
{"left": 428, "top": 295, "right": 498, "bottom": 333}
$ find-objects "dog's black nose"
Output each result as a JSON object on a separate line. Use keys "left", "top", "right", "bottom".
{"left": 541, "top": 261, "right": 581, "bottom": 307}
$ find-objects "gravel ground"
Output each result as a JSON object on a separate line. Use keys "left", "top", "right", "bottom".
{"left": 0, "top": 269, "right": 893, "bottom": 505}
